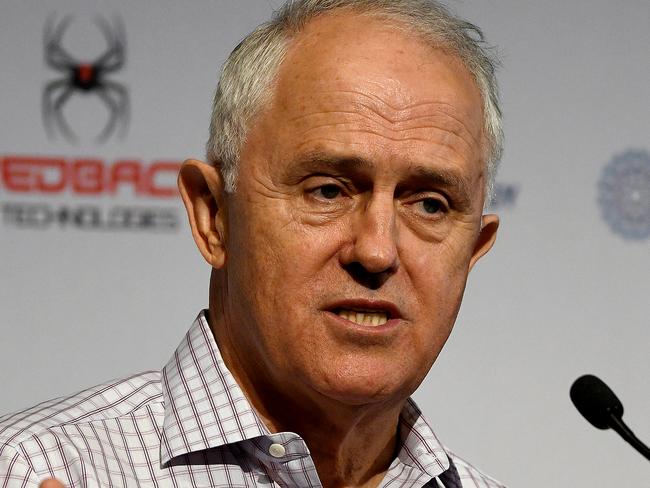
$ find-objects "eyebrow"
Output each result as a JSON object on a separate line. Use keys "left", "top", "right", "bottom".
{"left": 288, "top": 150, "right": 475, "bottom": 207}
{"left": 407, "top": 166, "right": 473, "bottom": 208}
{"left": 289, "top": 151, "right": 373, "bottom": 176}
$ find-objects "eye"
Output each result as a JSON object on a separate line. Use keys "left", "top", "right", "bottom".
{"left": 302, "top": 176, "right": 350, "bottom": 207}
{"left": 315, "top": 184, "right": 342, "bottom": 200}
{"left": 407, "top": 194, "right": 449, "bottom": 220}
{"left": 421, "top": 198, "right": 443, "bottom": 214}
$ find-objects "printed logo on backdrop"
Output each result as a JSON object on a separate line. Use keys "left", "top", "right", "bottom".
{"left": 43, "top": 15, "right": 129, "bottom": 143}
{"left": 0, "top": 14, "right": 182, "bottom": 233}
{"left": 488, "top": 182, "right": 520, "bottom": 211}
{"left": 598, "top": 149, "right": 650, "bottom": 241}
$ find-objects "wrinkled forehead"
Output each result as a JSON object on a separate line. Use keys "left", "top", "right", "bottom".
{"left": 268, "top": 12, "right": 485, "bottom": 144}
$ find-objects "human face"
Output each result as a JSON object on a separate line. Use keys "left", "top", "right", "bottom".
{"left": 218, "top": 14, "right": 497, "bottom": 409}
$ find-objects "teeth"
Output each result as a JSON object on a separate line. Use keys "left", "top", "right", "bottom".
{"left": 337, "top": 309, "right": 388, "bottom": 326}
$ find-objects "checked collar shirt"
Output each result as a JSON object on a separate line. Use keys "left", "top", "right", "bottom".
{"left": 0, "top": 311, "right": 505, "bottom": 488}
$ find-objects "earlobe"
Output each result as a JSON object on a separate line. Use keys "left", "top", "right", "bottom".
{"left": 468, "top": 213, "right": 499, "bottom": 271}
{"left": 177, "top": 159, "right": 227, "bottom": 268}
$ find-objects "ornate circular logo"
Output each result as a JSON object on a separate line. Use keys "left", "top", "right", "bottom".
{"left": 598, "top": 149, "right": 650, "bottom": 240}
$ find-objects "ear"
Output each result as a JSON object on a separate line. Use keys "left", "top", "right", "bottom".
{"left": 177, "top": 159, "right": 227, "bottom": 268}
{"left": 468, "top": 213, "right": 499, "bottom": 271}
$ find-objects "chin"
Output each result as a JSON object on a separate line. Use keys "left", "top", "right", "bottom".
{"left": 324, "top": 391, "right": 398, "bottom": 407}
{"left": 312, "top": 366, "right": 416, "bottom": 408}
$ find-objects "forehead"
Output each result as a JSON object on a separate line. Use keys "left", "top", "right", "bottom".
{"left": 240, "top": 12, "right": 486, "bottom": 195}
{"left": 273, "top": 12, "right": 484, "bottom": 137}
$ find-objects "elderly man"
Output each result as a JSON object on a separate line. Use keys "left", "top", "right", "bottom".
{"left": 0, "top": 1, "right": 504, "bottom": 487}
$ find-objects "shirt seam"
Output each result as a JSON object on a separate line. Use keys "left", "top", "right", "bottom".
{"left": 1, "top": 394, "right": 165, "bottom": 449}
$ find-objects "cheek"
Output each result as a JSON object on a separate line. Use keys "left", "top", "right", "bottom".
{"left": 401, "top": 230, "right": 475, "bottom": 339}
{"left": 403, "top": 230, "right": 473, "bottom": 291}
{"left": 227, "top": 197, "right": 347, "bottom": 310}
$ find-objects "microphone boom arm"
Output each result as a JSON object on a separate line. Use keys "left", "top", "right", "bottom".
{"left": 609, "top": 414, "right": 650, "bottom": 462}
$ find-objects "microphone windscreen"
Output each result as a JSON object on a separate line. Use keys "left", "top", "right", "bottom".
{"left": 570, "top": 374, "right": 624, "bottom": 430}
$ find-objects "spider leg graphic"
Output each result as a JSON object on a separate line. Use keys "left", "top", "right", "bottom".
{"left": 52, "top": 87, "right": 77, "bottom": 142}
{"left": 105, "top": 80, "right": 129, "bottom": 139}
{"left": 94, "top": 16, "right": 126, "bottom": 73}
{"left": 48, "top": 82, "right": 77, "bottom": 142}
{"left": 44, "top": 14, "right": 76, "bottom": 71}
{"left": 42, "top": 79, "right": 71, "bottom": 139}
{"left": 95, "top": 80, "right": 129, "bottom": 142}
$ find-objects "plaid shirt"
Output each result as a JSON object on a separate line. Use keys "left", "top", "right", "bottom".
{"left": 0, "top": 311, "right": 505, "bottom": 488}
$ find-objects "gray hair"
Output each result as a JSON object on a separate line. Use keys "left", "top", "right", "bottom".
{"left": 206, "top": 0, "right": 503, "bottom": 205}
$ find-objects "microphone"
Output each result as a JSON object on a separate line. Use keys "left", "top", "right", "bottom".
{"left": 570, "top": 374, "right": 650, "bottom": 462}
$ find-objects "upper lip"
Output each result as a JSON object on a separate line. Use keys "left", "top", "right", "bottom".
{"left": 324, "top": 299, "right": 403, "bottom": 320}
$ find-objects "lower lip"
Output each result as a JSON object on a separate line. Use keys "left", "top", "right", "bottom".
{"left": 324, "top": 311, "right": 402, "bottom": 335}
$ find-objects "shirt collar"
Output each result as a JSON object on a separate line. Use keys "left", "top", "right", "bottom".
{"left": 160, "top": 310, "right": 269, "bottom": 465}
{"left": 160, "top": 310, "right": 452, "bottom": 480}
{"left": 397, "top": 398, "right": 451, "bottom": 479}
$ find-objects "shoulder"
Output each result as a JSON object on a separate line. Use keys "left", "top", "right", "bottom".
{"left": 0, "top": 370, "right": 163, "bottom": 448}
{"left": 446, "top": 448, "right": 507, "bottom": 488}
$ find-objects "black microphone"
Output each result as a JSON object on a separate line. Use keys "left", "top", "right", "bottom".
{"left": 570, "top": 374, "right": 650, "bottom": 462}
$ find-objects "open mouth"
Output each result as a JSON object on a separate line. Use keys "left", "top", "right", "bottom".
{"left": 327, "top": 299, "right": 401, "bottom": 328}
{"left": 336, "top": 309, "right": 389, "bottom": 326}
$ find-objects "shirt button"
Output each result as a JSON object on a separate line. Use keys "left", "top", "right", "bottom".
{"left": 268, "top": 443, "right": 286, "bottom": 458}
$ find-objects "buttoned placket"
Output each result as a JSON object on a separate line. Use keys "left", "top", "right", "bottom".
{"left": 239, "top": 432, "right": 446, "bottom": 488}
{"left": 240, "top": 433, "right": 323, "bottom": 488}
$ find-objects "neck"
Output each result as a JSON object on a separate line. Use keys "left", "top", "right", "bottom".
{"left": 207, "top": 296, "right": 404, "bottom": 488}
{"left": 256, "top": 384, "right": 403, "bottom": 488}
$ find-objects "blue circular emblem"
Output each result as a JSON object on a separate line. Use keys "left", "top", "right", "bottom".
{"left": 598, "top": 149, "right": 650, "bottom": 240}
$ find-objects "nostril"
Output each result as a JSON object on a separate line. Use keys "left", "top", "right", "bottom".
{"left": 343, "top": 262, "right": 393, "bottom": 290}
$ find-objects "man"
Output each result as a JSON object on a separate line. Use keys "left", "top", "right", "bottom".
{"left": 0, "top": 1, "right": 504, "bottom": 487}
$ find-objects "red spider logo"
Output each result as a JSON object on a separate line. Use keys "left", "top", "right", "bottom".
{"left": 42, "top": 15, "right": 129, "bottom": 143}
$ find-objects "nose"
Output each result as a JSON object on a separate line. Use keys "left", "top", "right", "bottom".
{"left": 340, "top": 194, "right": 399, "bottom": 287}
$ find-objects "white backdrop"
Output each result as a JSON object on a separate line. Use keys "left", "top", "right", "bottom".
{"left": 1, "top": 1, "right": 649, "bottom": 487}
